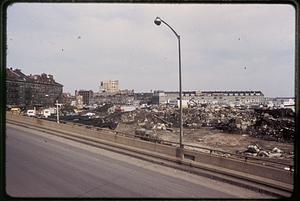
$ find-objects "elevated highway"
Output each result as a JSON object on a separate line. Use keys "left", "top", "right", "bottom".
{"left": 5, "top": 113, "right": 294, "bottom": 198}
{"left": 6, "top": 124, "right": 273, "bottom": 198}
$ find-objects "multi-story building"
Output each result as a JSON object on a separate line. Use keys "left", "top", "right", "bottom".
{"left": 266, "top": 97, "right": 295, "bottom": 111}
{"left": 90, "top": 92, "right": 134, "bottom": 105}
{"left": 153, "top": 90, "right": 265, "bottom": 106}
{"left": 134, "top": 92, "right": 154, "bottom": 105}
{"left": 6, "top": 68, "right": 63, "bottom": 108}
{"left": 62, "top": 92, "right": 75, "bottom": 105}
{"left": 100, "top": 80, "right": 119, "bottom": 93}
{"left": 75, "top": 90, "right": 93, "bottom": 105}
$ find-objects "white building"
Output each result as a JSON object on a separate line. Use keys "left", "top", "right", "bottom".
{"left": 100, "top": 80, "right": 119, "bottom": 93}
{"left": 75, "top": 95, "right": 83, "bottom": 109}
{"left": 153, "top": 90, "right": 265, "bottom": 107}
{"left": 273, "top": 97, "right": 295, "bottom": 111}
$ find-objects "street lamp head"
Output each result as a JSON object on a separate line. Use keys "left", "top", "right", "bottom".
{"left": 154, "top": 17, "right": 161, "bottom": 26}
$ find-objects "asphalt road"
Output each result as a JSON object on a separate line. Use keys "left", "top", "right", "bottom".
{"left": 6, "top": 124, "right": 272, "bottom": 198}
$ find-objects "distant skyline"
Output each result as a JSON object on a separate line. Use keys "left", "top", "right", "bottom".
{"left": 7, "top": 3, "right": 295, "bottom": 97}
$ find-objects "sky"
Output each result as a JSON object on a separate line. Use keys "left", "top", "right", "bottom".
{"left": 6, "top": 3, "right": 295, "bottom": 97}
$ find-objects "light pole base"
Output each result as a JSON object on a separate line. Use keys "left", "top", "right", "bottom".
{"left": 176, "top": 147, "right": 184, "bottom": 160}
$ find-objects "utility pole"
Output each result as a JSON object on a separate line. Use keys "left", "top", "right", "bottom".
{"left": 55, "top": 100, "right": 62, "bottom": 123}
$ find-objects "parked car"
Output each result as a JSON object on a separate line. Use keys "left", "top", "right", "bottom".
{"left": 26, "top": 110, "right": 36, "bottom": 117}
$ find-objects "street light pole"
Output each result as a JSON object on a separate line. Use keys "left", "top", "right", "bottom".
{"left": 178, "top": 35, "right": 183, "bottom": 149}
{"left": 154, "top": 17, "right": 184, "bottom": 155}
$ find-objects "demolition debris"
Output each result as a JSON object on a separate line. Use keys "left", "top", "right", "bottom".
{"left": 55, "top": 104, "right": 295, "bottom": 144}
{"left": 20, "top": 103, "right": 294, "bottom": 162}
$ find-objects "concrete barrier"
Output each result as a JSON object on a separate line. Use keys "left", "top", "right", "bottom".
{"left": 183, "top": 149, "right": 293, "bottom": 185}
{"left": 6, "top": 113, "right": 293, "bottom": 186}
{"left": 6, "top": 113, "right": 177, "bottom": 156}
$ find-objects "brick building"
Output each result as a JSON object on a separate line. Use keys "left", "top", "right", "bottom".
{"left": 75, "top": 90, "right": 93, "bottom": 105}
{"left": 6, "top": 68, "right": 63, "bottom": 108}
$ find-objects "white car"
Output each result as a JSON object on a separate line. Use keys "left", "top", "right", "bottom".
{"left": 26, "top": 110, "right": 36, "bottom": 117}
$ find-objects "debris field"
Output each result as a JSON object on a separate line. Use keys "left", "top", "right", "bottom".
{"left": 58, "top": 104, "right": 295, "bottom": 163}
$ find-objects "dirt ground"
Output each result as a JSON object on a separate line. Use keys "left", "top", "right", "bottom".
{"left": 116, "top": 123, "right": 294, "bottom": 164}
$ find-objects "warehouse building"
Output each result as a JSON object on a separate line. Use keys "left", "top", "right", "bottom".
{"left": 153, "top": 90, "right": 265, "bottom": 106}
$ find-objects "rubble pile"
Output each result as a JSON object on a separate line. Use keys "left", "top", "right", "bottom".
{"left": 145, "top": 106, "right": 256, "bottom": 132}
{"left": 134, "top": 128, "right": 162, "bottom": 143}
{"left": 113, "top": 106, "right": 294, "bottom": 143}
{"left": 140, "top": 106, "right": 294, "bottom": 143}
{"left": 248, "top": 112, "right": 295, "bottom": 142}
{"left": 241, "top": 144, "right": 289, "bottom": 159}
{"left": 60, "top": 104, "right": 295, "bottom": 143}
{"left": 61, "top": 111, "right": 121, "bottom": 130}
{"left": 94, "top": 103, "right": 114, "bottom": 113}
{"left": 254, "top": 108, "right": 294, "bottom": 119}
